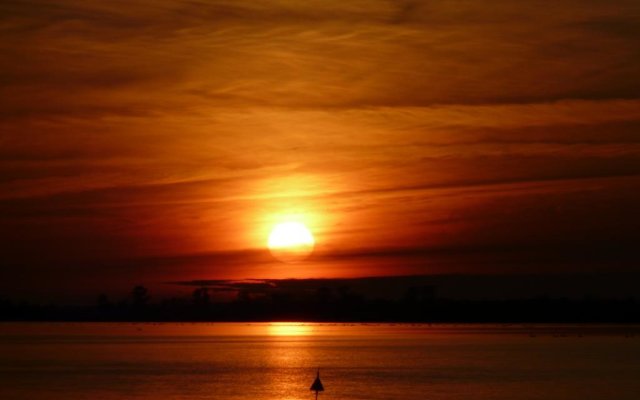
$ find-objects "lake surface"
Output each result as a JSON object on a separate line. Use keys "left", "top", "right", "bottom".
{"left": 1, "top": 323, "right": 639, "bottom": 400}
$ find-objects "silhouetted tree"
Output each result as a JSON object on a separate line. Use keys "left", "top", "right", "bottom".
{"left": 237, "top": 289, "right": 251, "bottom": 302}
{"left": 95, "top": 293, "right": 113, "bottom": 318}
{"left": 337, "top": 285, "right": 351, "bottom": 301}
{"left": 131, "top": 285, "right": 150, "bottom": 308}
{"left": 96, "top": 293, "right": 111, "bottom": 308}
{"left": 404, "top": 287, "right": 418, "bottom": 304}
{"left": 192, "top": 288, "right": 211, "bottom": 307}
{"left": 315, "top": 287, "right": 333, "bottom": 304}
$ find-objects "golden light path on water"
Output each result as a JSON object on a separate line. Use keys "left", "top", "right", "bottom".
{"left": 1, "top": 323, "right": 640, "bottom": 400}
{"left": 268, "top": 322, "right": 314, "bottom": 336}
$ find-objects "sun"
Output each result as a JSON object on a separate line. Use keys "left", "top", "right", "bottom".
{"left": 267, "top": 221, "right": 315, "bottom": 263}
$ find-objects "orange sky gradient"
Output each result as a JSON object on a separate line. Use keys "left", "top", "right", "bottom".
{"left": 0, "top": 0, "right": 639, "bottom": 302}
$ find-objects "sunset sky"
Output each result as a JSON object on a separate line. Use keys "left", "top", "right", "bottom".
{"left": 1, "top": 0, "right": 639, "bottom": 302}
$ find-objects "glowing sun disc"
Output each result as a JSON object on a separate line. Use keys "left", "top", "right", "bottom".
{"left": 268, "top": 222, "right": 315, "bottom": 263}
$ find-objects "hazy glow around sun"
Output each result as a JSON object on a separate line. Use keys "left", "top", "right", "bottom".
{"left": 268, "top": 221, "right": 315, "bottom": 263}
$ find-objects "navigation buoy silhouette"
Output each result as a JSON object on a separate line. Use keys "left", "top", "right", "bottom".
{"left": 310, "top": 369, "right": 324, "bottom": 399}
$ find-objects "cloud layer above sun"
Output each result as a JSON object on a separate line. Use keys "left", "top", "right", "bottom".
{"left": 1, "top": 0, "right": 639, "bottom": 301}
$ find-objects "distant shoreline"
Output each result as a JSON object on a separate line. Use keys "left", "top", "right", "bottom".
{"left": 2, "top": 297, "right": 639, "bottom": 324}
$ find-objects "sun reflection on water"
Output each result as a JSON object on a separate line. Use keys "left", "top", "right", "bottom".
{"left": 268, "top": 323, "right": 313, "bottom": 336}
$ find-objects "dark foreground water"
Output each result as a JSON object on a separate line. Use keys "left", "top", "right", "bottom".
{"left": 0, "top": 323, "right": 639, "bottom": 400}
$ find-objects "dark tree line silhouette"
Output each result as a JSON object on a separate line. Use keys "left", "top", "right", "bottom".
{"left": 1, "top": 284, "right": 639, "bottom": 322}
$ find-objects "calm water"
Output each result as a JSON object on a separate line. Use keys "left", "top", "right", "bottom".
{"left": 1, "top": 323, "right": 639, "bottom": 400}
